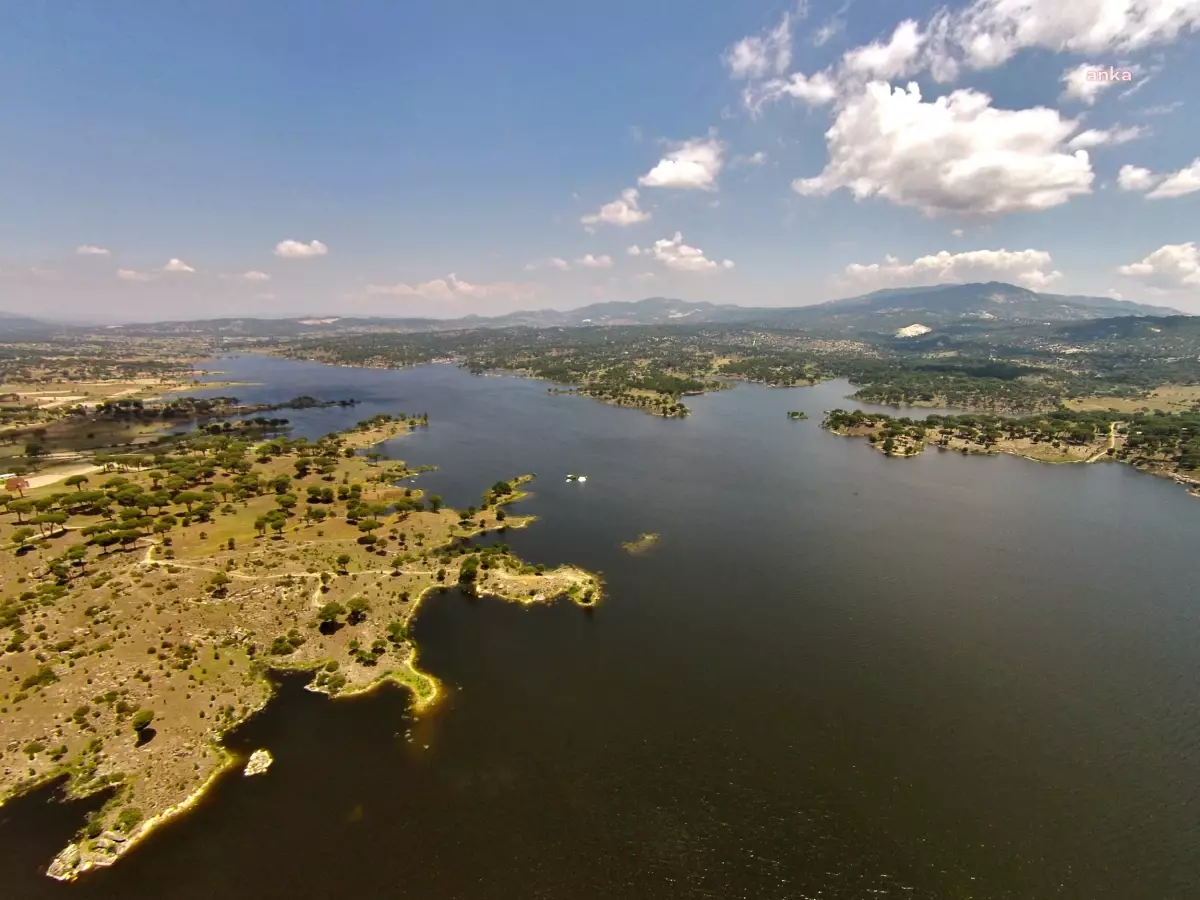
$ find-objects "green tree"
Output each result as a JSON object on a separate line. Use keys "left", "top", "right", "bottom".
{"left": 64, "top": 474, "right": 90, "bottom": 491}
{"left": 10, "top": 526, "right": 36, "bottom": 549}
{"left": 316, "top": 601, "right": 345, "bottom": 624}
{"left": 131, "top": 710, "right": 154, "bottom": 733}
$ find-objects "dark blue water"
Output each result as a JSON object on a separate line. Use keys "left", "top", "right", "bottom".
{"left": 3, "top": 355, "right": 1197, "bottom": 899}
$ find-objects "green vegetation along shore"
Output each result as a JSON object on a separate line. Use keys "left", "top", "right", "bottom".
{"left": 822, "top": 407, "right": 1200, "bottom": 495}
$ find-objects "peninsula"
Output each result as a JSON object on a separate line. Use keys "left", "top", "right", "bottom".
{"left": 0, "top": 412, "right": 600, "bottom": 881}
{"left": 821, "top": 407, "right": 1200, "bottom": 495}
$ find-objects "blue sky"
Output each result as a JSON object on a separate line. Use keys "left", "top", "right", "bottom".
{"left": 1, "top": 0, "right": 1198, "bottom": 321}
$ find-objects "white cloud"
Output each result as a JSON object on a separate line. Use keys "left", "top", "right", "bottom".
{"left": 744, "top": 1, "right": 1199, "bottom": 114}
{"left": 1060, "top": 62, "right": 1144, "bottom": 104}
{"left": 947, "top": 0, "right": 1200, "bottom": 71}
{"left": 841, "top": 20, "right": 925, "bottom": 81}
{"left": 627, "top": 244, "right": 642, "bottom": 257}
{"left": 242, "top": 270, "right": 271, "bottom": 282}
{"left": 274, "top": 239, "right": 329, "bottom": 258}
{"left": 734, "top": 151, "right": 768, "bottom": 166}
{"left": 951, "top": 228, "right": 965, "bottom": 236}
{"left": 644, "top": 232, "right": 734, "bottom": 273}
{"left": 75, "top": 244, "right": 110, "bottom": 256}
{"left": 576, "top": 253, "right": 613, "bottom": 269}
{"left": 1066, "top": 124, "right": 1148, "bottom": 149}
{"left": 364, "top": 274, "right": 536, "bottom": 302}
{"left": 839, "top": 247, "right": 1062, "bottom": 290}
{"left": 792, "top": 81, "right": 1093, "bottom": 217}
{"left": 745, "top": 70, "right": 838, "bottom": 111}
{"left": 1117, "top": 164, "right": 1158, "bottom": 191}
{"left": 1146, "top": 157, "right": 1200, "bottom": 198}
{"left": 1107, "top": 288, "right": 1124, "bottom": 299}
{"left": 638, "top": 136, "right": 725, "bottom": 191}
{"left": 162, "top": 258, "right": 196, "bottom": 274}
{"left": 524, "top": 257, "right": 571, "bottom": 271}
{"left": 633, "top": 272, "right": 657, "bottom": 283}
{"left": 1116, "top": 157, "right": 1200, "bottom": 197}
{"left": 723, "top": 11, "right": 794, "bottom": 79}
{"left": 1140, "top": 101, "right": 1183, "bottom": 115}
{"left": 581, "top": 188, "right": 651, "bottom": 228}
{"left": 1117, "top": 243, "right": 1200, "bottom": 289}
{"left": 117, "top": 268, "right": 153, "bottom": 282}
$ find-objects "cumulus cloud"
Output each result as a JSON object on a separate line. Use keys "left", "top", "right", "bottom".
{"left": 1066, "top": 124, "right": 1148, "bottom": 149}
{"left": 841, "top": 20, "right": 925, "bottom": 80}
{"left": 1117, "top": 164, "right": 1158, "bottom": 191}
{"left": 744, "top": 71, "right": 838, "bottom": 111}
{"left": 241, "top": 270, "right": 271, "bottom": 282}
{"left": 1060, "top": 62, "right": 1144, "bottom": 104}
{"left": 75, "top": 244, "right": 110, "bottom": 256}
{"left": 1147, "top": 158, "right": 1200, "bottom": 198}
{"left": 117, "top": 269, "right": 153, "bottom": 282}
{"left": 575, "top": 253, "right": 613, "bottom": 268}
{"left": 635, "top": 232, "right": 734, "bottom": 273}
{"left": 627, "top": 244, "right": 642, "bottom": 257}
{"left": 1117, "top": 243, "right": 1200, "bottom": 289}
{"left": 737, "top": 0, "right": 1199, "bottom": 114}
{"left": 524, "top": 257, "right": 571, "bottom": 271}
{"left": 944, "top": 0, "right": 1200, "bottom": 72}
{"left": 364, "top": 274, "right": 536, "bottom": 302}
{"left": 162, "top": 258, "right": 196, "bottom": 274}
{"left": 274, "top": 239, "right": 329, "bottom": 258}
{"left": 1116, "top": 157, "right": 1200, "bottom": 197}
{"left": 838, "top": 248, "right": 1063, "bottom": 290}
{"left": 792, "top": 81, "right": 1093, "bottom": 217}
{"left": 581, "top": 188, "right": 650, "bottom": 228}
{"left": 723, "top": 11, "right": 794, "bottom": 79}
{"left": 638, "top": 137, "right": 725, "bottom": 191}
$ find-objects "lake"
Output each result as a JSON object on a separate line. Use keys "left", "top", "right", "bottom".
{"left": 2, "top": 355, "right": 1197, "bottom": 899}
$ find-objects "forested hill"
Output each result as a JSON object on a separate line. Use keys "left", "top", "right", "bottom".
{"left": 3, "top": 282, "right": 1183, "bottom": 338}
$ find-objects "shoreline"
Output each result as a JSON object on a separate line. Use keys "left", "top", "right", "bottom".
{"left": 822, "top": 412, "right": 1200, "bottom": 498}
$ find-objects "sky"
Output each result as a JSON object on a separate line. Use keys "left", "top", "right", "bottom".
{"left": 0, "top": 0, "right": 1198, "bottom": 322}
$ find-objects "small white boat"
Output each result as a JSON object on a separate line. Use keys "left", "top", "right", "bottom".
{"left": 577, "top": 476, "right": 588, "bottom": 482}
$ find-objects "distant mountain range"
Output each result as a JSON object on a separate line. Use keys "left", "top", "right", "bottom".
{"left": 0, "top": 283, "right": 1185, "bottom": 338}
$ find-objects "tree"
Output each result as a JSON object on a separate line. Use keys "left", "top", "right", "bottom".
{"left": 428, "top": 495, "right": 444, "bottom": 512}
{"left": 6, "top": 476, "right": 29, "bottom": 498}
{"left": 174, "top": 491, "right": 203, "bottom": 512}
{"left": 64, "top": 474, "right": 90, "bottom": 491}
{"left": 347, "top": 597, "right": 370, "bottom": 624}
{"left": 131, "top": 710, "right": 154, "bottom": 733}
{"left": 10, "top": 526, "right": 35, "bottom": 549}
{"left": 276, "top": 493, "right": 298, "bottom": 513}
{"left": 316, "top": 601, "right": 345, "bottom": 624}
{"left": 335, "top": 553, "right": 352, "bottom": 572}
{"left": 8, "top": 499, "right": 34, "bottom": 524}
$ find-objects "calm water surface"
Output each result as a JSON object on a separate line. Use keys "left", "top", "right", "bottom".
{"left": 2, "top": 356, "right": 1197, "bottom": 900}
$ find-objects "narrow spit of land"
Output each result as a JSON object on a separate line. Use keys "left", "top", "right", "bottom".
{"left": 0, "top": 412, "right": 600, "bottom": 881}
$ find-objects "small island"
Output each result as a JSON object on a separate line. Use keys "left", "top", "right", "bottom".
{"left": 0, "top": 412, "right": 601, "bottom": 881}
{"left": 621, "top": 533, "right": 660, "bottom": 554}
{"left": 786, "top": 411, "right": 808, "bottom": 420}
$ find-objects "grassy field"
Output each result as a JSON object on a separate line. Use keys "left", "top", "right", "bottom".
{"left": 1065, "top": 384, "right": 1200, "bottom": 413}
